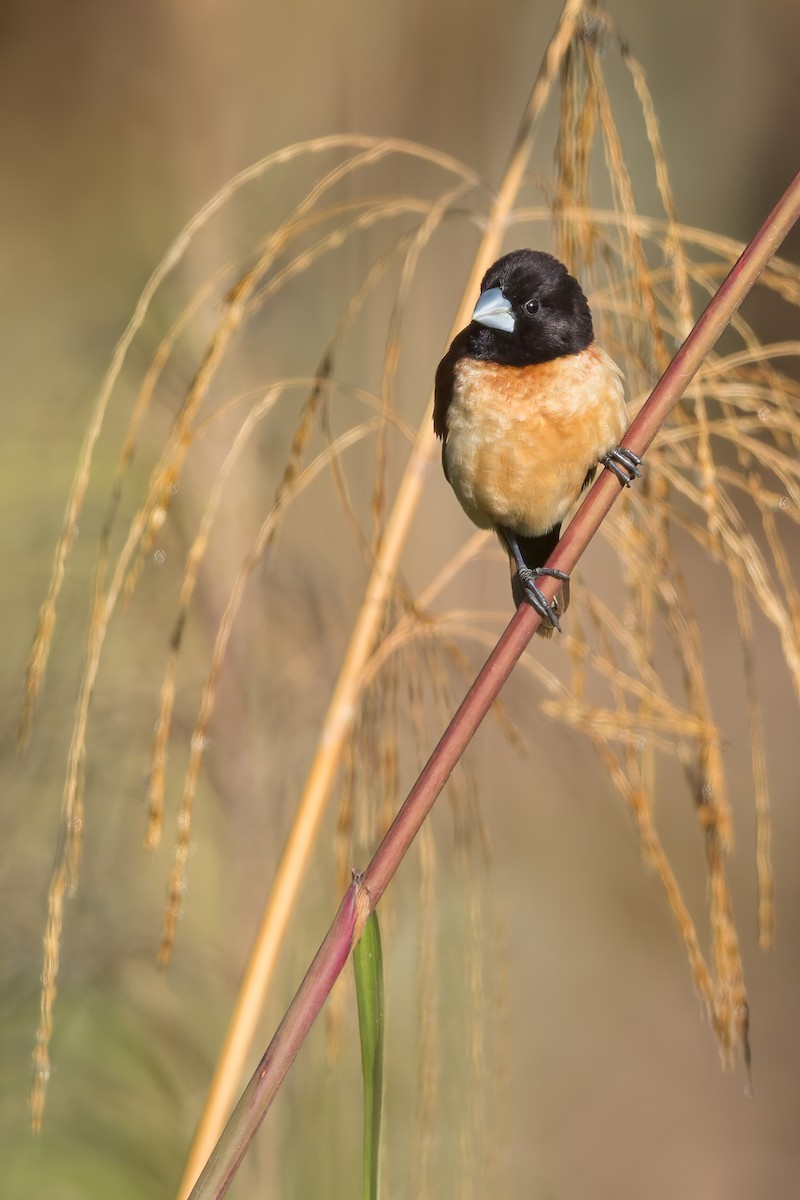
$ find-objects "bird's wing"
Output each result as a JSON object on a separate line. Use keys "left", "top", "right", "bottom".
{"left": 433, "top": 327, "right": 470, "bottom": 442}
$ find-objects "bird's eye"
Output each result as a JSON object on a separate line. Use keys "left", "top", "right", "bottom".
{"left": 523, "top": 298, "right": 540, "bottom": 315}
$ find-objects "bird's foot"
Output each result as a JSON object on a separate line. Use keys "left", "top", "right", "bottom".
{"left": 602, "top": 446, "right": 642, "bottom": 487}
{"left": 517, "top": 566, "right": 570, "bottom": 631}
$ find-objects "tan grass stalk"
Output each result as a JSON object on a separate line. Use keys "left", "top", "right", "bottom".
{"left": 177, "top": 2, "right": 588, "bottom": 1189}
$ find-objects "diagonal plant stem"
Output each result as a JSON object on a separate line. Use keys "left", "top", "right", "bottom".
{"left": 177, "top": 2, "right": 588, "bottom": 1192}
{"left": 188, "top": 166, "right": 800, "bottom": 1200}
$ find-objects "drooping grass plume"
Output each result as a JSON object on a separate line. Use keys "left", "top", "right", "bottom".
{"left": 23, "top": 135, "right": 488, "bottom": 1134}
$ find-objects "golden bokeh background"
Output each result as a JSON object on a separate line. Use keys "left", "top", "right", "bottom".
{"left": 2, "top": 2, "right": 799, "bottom": 1197}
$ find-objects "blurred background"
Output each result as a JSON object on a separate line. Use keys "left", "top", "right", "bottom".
{"left": 2, "top": 1, "right": 799, "bottom": 1197}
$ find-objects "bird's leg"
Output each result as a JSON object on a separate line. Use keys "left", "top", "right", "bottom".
{"left": 602, "top": 446, "right": 643, "bottom": 487}
{"left": 503, "top": 531, "right": 569, "bottom": 631}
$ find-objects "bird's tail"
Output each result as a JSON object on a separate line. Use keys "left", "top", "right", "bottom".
{"left": 506, "top": 527, "right": 570, "bottom": 637}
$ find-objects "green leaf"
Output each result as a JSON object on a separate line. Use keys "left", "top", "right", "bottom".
{"left": 353, "top": 908, "right": 384, "bottom": 1200}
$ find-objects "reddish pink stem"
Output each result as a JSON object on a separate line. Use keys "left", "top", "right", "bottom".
{"left": 190, "top": 168, "right": 800, "bottom": 1199}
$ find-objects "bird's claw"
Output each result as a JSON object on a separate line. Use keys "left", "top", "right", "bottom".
{"left": 602, "top": 446, "right": 642, "bottom": 487}
{"left": 517, "top": 566, "right": 568, "bottom": 631}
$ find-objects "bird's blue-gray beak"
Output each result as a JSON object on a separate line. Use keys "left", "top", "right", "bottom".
{"left": 471, "top": 286, "right": 515, "bottom": 333}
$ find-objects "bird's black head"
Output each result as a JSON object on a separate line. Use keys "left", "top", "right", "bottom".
{"left": 467, "top": 249, "right": 593, "bottom": 367}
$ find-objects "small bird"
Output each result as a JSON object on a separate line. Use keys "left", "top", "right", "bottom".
{"left": 434, "top": 249, "right": 641, "bottom": 632}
